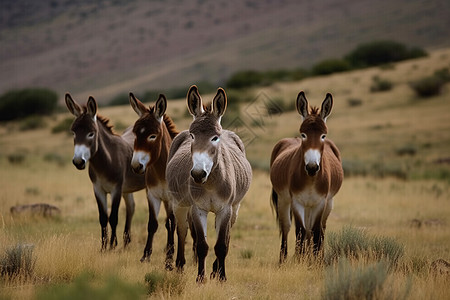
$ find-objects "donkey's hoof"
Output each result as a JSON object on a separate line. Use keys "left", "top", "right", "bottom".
{"left": 165, "top": 262, "right": 174, "bottom": 271}
{"left": 196, "top": 274, "right": 206, "bottom": 284}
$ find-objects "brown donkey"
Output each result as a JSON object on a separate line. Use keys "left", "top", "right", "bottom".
{"left": 65, "top": 94, "right": 145, "bottom": 250}
{"left": 129, "top": 93, "right": 179, "bottom": 268}
{"left": 270, "top": 91, "right": 343, "bottom": 263}
{"left": 167, "top": 86, "right": 252, "bottom": 282}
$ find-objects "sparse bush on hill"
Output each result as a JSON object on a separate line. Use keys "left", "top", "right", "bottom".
{"left": 345, "top": 40, "right": 427, "bottom": 68}
{"left": 226, "top": 70, "right": 265, "bottom": 89}
{"left": 410, "top": 68, "right": 450, "bottom": 98}
{"left": 312, "top": 59, "right": 351, "bottom": 75}
{"left": 370, "top": 76, "right": 393, "bottom": 93}
{"left": 0, "top": 88, "right": 58, "bottom": 121}
{"left": 52, "top": 117, "right": 73, "bottom": 134}
{"left": 19, "top": 115, "right": 47, "bottom": 131}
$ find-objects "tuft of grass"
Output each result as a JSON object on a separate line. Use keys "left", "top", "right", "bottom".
{"left": 325, "top": 226, "right": 404, "bottom": 269}
{"left": 144, "top": 270, "right": 186, "bottom": 296}
{"left": 322, "top": 259, "right": 389, "bottom": 300}
{"left": 240, "top": 249, "right": 254, "bottom": 259}
{"left": 0, "top": 244, "right": 36, "bottom": 280}
{"left": 370, "top": 76, "right": 393, "bottom": 92}
{"left": 36, "top": 272, "right": 144, "bottom": 300}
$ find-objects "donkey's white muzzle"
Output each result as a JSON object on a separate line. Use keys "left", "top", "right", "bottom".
{"left": 191, "top": 152, "right": 213, "bottom": 184}
{"left": 73, "top": 144, "right": 90, "bottom": 170}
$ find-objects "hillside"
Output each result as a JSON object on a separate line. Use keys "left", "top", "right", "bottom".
{"left": 1, "top": 0, "right": 450, "bottom": 103}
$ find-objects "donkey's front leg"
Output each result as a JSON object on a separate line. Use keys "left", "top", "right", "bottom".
{"left": 141, "top": 190, "right": 161, "bottom": 262}
{"left": 174, "top": 205, "right": 190, "bottom": 272}
{"left": 94, "top": 186, "right": 109, "bottom": 251}
{"left": 211, "top": 205, "right": 232, "bottom": 282}
{"left": 191, "top": 205, "right": 208, "bottom": 283}
{"left": 163, "top": 201, "right": 176, "bottom": 270}
{"left": 109, "top": 188, "right": 123, "bottom": 249}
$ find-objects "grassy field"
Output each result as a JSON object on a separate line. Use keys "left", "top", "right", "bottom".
{"left": 1, "top": 50, "right": 449, "bottom": 299}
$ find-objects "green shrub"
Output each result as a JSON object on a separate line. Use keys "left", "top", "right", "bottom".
{"left": 226, "top": 70, "right": 264, "bottom": 89}
{"left": 19, "top": 115, "right": 47, "bottom": 131}
{"left": 52, "top": 117, "right": 73, "bottom": 134}
{"left": 265, "top": 97, "right": 295, "bottom": 115}
{"left": 410, "top": 75, "right": 446, "bottom": 97}
{"left": 107, "top": 93, "right": 129, "bottom": 106}
{"left": 312, "top": 59, "right": 351, "bottom": 75}
{"left": 325, "top": 226, "right": 404, "bottom": 269}
{"left": 345, "top": 40, "right": 427, "bottom": 68}
{"left": 370, "top": 77, "right": 393, "bottom": 92}
{"left": 0, "top": 88, "right": 58, "bottom": 121}
{"left": 322, "top": 260, "right": 389, "bottom": 300}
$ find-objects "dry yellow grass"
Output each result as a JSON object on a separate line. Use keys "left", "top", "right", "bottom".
{"left": 1, "top": 49, "right": 450, "bottom": 299}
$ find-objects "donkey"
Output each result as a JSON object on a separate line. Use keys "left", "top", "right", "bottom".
{"left": 65, "top": 94, "right": 146, "bottom": 250}
{"left": 270, "top": 91, "right": 343, "bottom": 263}
{"left": 129, "top": 92, "right": 179, "bottom": 268}
{"left": 166, "top": 85, "right": 252, "bottom": 282}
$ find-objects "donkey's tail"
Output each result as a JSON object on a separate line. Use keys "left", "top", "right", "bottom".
{"left": 270, "top": 188, "right": 279, "bottom": 220}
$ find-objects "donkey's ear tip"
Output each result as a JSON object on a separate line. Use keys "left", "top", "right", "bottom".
{"left": 158, "top": 93, "right": 167, "bottom": 100}
{"left": 129, "top": 92, "right": 134, "bottom": 98}
{"left": 326, "top": 93, "right": 333, "bottom": 98}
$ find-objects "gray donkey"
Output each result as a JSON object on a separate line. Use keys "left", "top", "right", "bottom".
{"left": 166, "top": 85, "right": 252, "bottom": 282}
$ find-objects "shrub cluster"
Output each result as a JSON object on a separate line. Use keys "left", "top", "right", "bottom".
{"left": 0, "top": 88, "right": 58, "bottom": 121}
{"left": 410, "top": 68, "right": 450, "bottom": 98}
{"left": 225, "top": 40, "right": 426, "bottom": 89}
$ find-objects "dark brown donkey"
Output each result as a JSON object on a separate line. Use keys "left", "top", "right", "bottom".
{"left": 167, "top": 86, "right": 252, "bottom": 282}
{"left": 65, "top": 94, "right": 146, "bottom": 250}
{"left": 270, "top": 91, "right": 343, "bottom": 263}
{"left": 129, "top": 93, "right": 179, "bottom": 268}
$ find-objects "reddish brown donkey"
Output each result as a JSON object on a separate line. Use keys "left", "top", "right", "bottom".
{"left": 129, "top": 93, "right": 179, "bottom": 268}
{"left": 270, "top": 91, "right": 343, "bottom": 263}
{"left": 65, "top": 94, "right": 146, "bottom": 250}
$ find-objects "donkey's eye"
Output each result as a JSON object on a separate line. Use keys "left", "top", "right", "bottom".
{"left": 148, "top": 134, "right": 157, "bottom": 141}
{"left": 321, "top": 134, "right": 326, "bottom": 140}
{"left": 87, "top": 132, "right": 95, "bottom": 139}
{"left": 211, "top": 136, "right": 219, "bottom": 142}
{"left": 301, "top": 133, "right": 307, "bottom": 139}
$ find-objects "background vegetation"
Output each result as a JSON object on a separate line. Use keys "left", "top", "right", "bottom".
{"left": 0, "top": 47, "right": 449, "bottom": 299}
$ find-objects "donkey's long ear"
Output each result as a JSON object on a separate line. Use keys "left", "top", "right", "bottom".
{"left": 65, "top": 93, "right": 82, "bottom": 117}
{"left": 320, "top": 93, "right": 333, "bottom": 122}
{"left": 129, "top": 92, "right": 147, "bottom": 117}
{"left": 296, "top": 91, "right": 309, "bottom": 120}
{"left": 211, "top": 88, "right": 227, "bottom": 122}
{"left": 187, "top": 85, "right": 204, "bottom": 119}
{"left": 87, "top": 96, "right": 98, "bottom": 120}
{"left": 154, "top": 94, "right": 167, "bottom": 123}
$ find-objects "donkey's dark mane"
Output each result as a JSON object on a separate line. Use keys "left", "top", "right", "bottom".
{"left": 79, "top": 105, "right": 116, "bottom": 135}
{"left": 162, "top": 114, "right": 179, "bottom": 139}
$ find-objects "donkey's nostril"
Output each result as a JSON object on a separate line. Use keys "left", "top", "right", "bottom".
{"left": 305, "top": 163, "right": 320, "bottom": 176}
{"left": 191, "top": 169, "right": 207, "bottom": 184}
{"left": 73, "top": 158, "right": 86, "bottom": 170}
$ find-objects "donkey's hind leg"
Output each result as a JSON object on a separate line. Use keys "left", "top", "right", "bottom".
{"left": 275, "top": 192, "right": 292, "bottom": 264}
{"left": 122, "top": 193, "right": 135, "bottom": 248}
